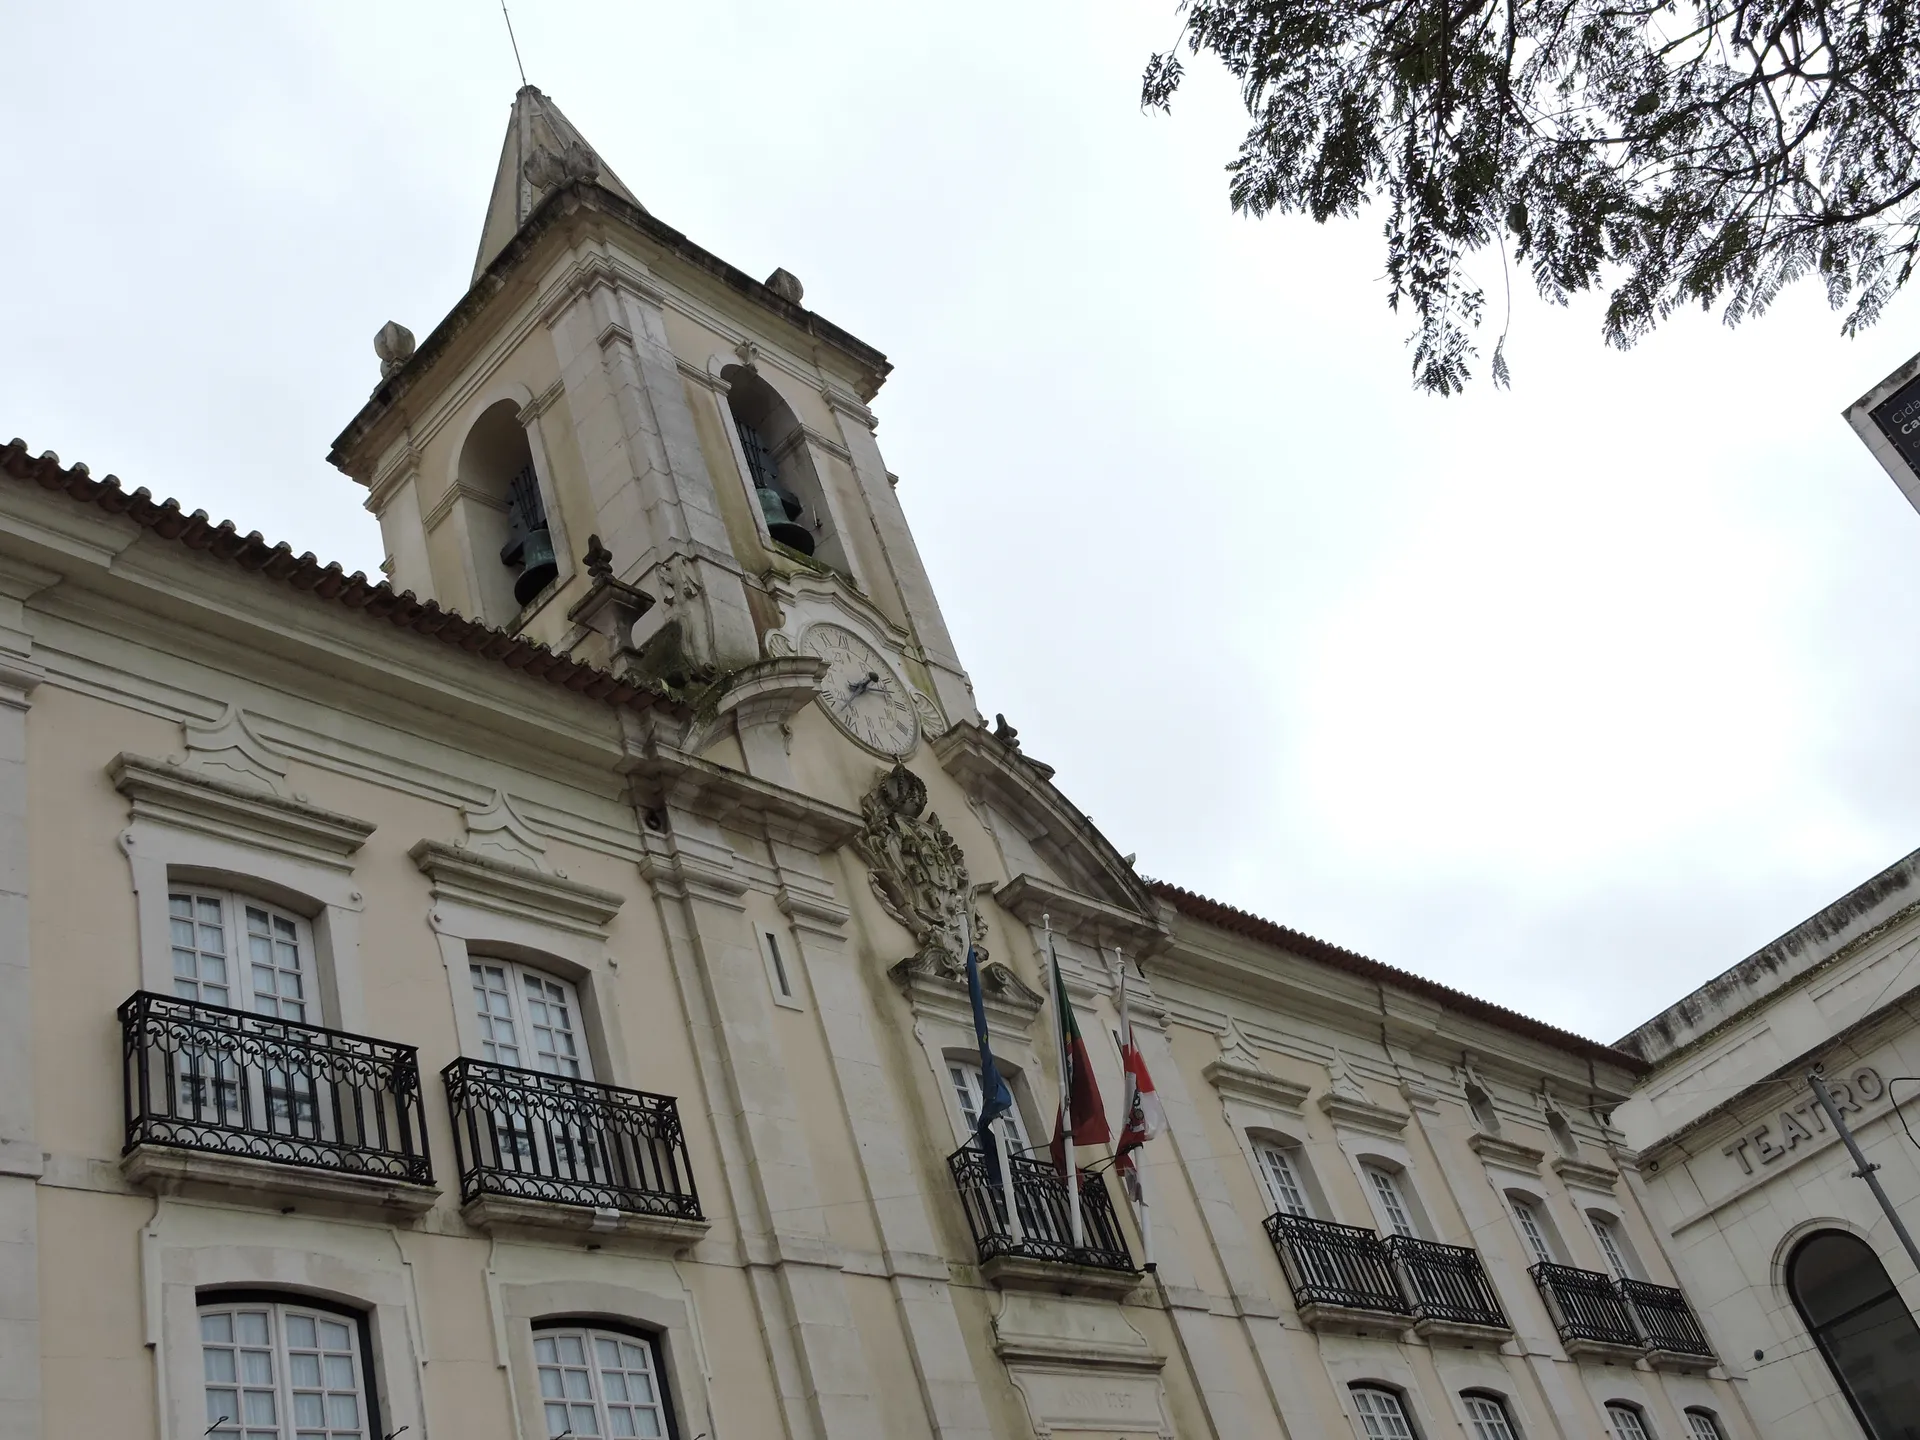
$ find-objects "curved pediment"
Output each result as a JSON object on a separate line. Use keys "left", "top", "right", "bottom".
{"left": 932, "top": 721, "right": 1159, "bottom": 929}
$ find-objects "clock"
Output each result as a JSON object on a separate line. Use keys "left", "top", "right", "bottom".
{"left": 800, "top": 623, "right": 919, "bottom": 757}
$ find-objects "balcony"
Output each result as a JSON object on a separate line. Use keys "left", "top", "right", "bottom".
{"left": 1619, "top": 1278, "right": 1717, "bottom": 1371}
{"left": 948, "top": 1145, "right": 1139, "bottom": 1298}
{"left": 442, "top": 1058, "right": 706, "bottom": 1247}
{"left": 1264, "top": 1213, "right": 1411, "bottom": 1334}
{"left": 119, "top": 991, "right": 436, "bottom": 1214}
{"left": 1530, "top": 1262, "right": 1647, "bottom": 1361}
{"left": 1385, "top": 1235, "right": 1512, "bottom": 1345}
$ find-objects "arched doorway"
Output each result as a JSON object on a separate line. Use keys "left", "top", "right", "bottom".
{"left": 1788, "top": 1230, "right": 1920, "bottom": 1437}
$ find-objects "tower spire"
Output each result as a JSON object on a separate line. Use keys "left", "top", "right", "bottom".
{"left": 471, "top": 88, "right": 644, "bottom": 283}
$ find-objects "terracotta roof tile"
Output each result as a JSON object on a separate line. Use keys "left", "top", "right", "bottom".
{"left": 0, "top": 439, "right": 671, "bottom": 716}
{"left": 1150, "top": 880, "right": 1646, "bottom": 1071}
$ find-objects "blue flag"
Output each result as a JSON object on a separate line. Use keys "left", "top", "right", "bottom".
{"left": 965, "top": 940, "right": 1015, "bottom": 1178}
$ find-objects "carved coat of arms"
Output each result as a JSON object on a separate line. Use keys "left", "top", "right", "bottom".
{"left": 853, "top": 764, "right": 983, "bottom": 974}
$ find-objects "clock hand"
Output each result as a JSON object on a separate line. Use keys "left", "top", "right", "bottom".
{"left": 847, "top": 671, "right": 883, "bottom": 697}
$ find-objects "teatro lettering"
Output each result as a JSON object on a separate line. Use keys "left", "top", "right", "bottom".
{"left": 1722, "top": 1067, "right": 1887, "bottom": 1176}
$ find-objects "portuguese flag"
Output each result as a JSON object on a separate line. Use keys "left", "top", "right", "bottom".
{"left": 1048, "top": 954, "right": 1111, "bottom": 1176}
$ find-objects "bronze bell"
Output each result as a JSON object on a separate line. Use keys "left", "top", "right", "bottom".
{"left": 512, "top": 526, "right": 559, "bottom": 604}
{"left": 758, "top": 484, "right": 815, "bottom": 555}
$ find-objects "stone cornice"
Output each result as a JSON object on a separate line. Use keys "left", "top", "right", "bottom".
{"left": 1317, "top": 1091, "right": 1412, "bottom": 1138}
{"left": 1550, "top": 1156, "right": 1620, "bottom": 1193}
{"left": 411, "top": 839, "right": 624, "bottom": 938}
{"left": 934, "top": 722, "right": 1156, "bottom": 917}
{"left": 1204, "top": 1058, "right": 1311, "bottom": 1115}
{"left": 620, "top": 723, "right": 862, "bottom": 853}
{"left": 993, "top": 872, "right": 1169, "bottom": 955}
{"left": 891, "top": 955, "right": 1043, "bottom": 1047}
{"left": 1468, "top": 1133, "right": 1547, "bottom": 1174}
{"left": 111, "top": 753, "right": 376, "bottom": 870}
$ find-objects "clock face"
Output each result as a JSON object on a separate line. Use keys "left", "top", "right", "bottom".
{"left": 800, "top": 623, "right": 919, "bottom": 757}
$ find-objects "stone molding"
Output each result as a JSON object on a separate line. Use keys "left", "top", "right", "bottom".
{"left": 934, "top": 721, "right": 1157, "bottom": 918}
{"left": 622, "top": 727, "right": 862, "bottom": 853}
{"left": 1316, "top": 1091, "right": 1413, "bottom": 1138}
{"left": 460, "top": 1194, "right": 710, "bottom": 1253}
{"left": 110, "top": 752, "right": 376, "bottom": 871}
{"left": 119, "top": 1145, "right": 439, "bottom": 1218}
{"left": 410, "top": 839, "right": 623, "bottom": 938}
{"left": 1469, "top": 1133, "right": 1548, "bottom": 1173}
{"left": 978, "top": 1255, "right": 1144, "bottom": 1302}
{"left": 995, "top": 872, "right": 1168, "bottom": 955}
{"left": 181, "top": 704, "right": 291, "bottom": 795}
{"left": 1203, "top": 1058, "right": 1311, "bottom": 1116}
{"left": 891, "top": 952, "right": 1043, "bottom": 1047}
{"left": 1550, "top": 1156, "right": 1621, "bottom": 1193}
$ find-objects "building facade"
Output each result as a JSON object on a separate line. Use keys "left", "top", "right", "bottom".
{"left": 1615, "top": 848, "right": 1920, "bottom": 1438}
{"left": 0, "top": 87, "right": 1756, "bottom": 1440}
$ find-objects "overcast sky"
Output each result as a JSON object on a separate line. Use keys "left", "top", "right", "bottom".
{"left": 8, "top": 0, "right": 1920, "bottom": 1042}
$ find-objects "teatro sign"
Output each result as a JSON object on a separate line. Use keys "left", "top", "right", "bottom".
{"left": 1722, "top": 1067, "right": 1887, "bottom": 1176}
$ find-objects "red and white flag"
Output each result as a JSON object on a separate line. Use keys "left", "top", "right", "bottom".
{"left": 1115, "top": 965, "right": 1164, "bottom": 1199}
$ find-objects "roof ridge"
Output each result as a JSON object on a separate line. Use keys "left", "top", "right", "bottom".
{"left": 0, "top": 438, "right": 672, "bottom": 715}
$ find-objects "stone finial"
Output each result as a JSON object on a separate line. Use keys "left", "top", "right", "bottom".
{"left": 764, "top": 268, "right": 805, "bottom": 304}
{"left": 992, "top": 713, "right": 1021, "bottom": 750}
{"left": 584, "top": 534, "right": 614, "bottom": 583}
{"left": 373, "top": 321, "right": 416, "bottom": 379}
{"left": 523, "top": 139, "right": 601, "bottom": 192}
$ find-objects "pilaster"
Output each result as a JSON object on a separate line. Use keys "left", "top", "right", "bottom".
{"left": 822, "top": 389, "right": 977, "bottom": 724}
{"left": 0, "top": 560, "right": 52, "bottom": 1440}
{"left": 770, "top": 844, "right": 996, "bottom": 1440}
{"left": 636, "top": 814, "right": 883, "bottom": 1440}
{"left": 546, "top": 251, "right": 758, "bottom": 665}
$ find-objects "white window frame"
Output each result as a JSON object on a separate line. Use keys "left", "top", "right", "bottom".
{"left": 1590, "top": 1213, "right": 1638, "bottom": 1280}
{"left": 1351, "top": 1384, "right": 1418, "bottom": 1439}
{"left": 1510, "top": 1195, "right": 1557, "bottom": 1265}
{"left": 1463, "top": 1392, "right": 1519, "bottom": 1440}
{"left": 1685, "top": 1410, "right": 1725, "bottom": 1440}
{"left": 1606, "top": 1402, "right": 1655, "bottom": 1440}
{"left": 533, "top": 1323, "right": 673, "bottom": 1440}
{"left": 169, "top": 886, "right": 317, "bottom": 1021}
{"left": 760, "top": 927, "right": 804, "bottom": 1010}
{"left": 1256, "top": 1141, "right": 1313, "bottom": 1218}
{"left": 468, "top": 958, "right": 592, "bottom": 1080}
{"left": 197, "top": 1296, "right": 373, "bottom": 1440}
{"left": 1362, "top": 1162, "right": 1417, "bottom": 1237}
{"left": 948, "top": 1058, "right": 1030, "bottom": 1153}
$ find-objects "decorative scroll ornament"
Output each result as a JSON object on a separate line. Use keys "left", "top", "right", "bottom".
{"left": 854, "top": 764, "right": 982, "bottom": 974}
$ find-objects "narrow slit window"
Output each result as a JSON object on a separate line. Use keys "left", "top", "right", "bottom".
{"left": 766, "top": 932, "right": 792, "bottom": 999}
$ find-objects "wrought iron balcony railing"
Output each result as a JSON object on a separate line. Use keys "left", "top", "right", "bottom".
{"left": 1385, "top": 1234, "right": 1509, "bottom": 1331}
{"left": 442, "top": 1058, "right": 701, "bottom": 1220}
{"left": 1264, "top": 1213, "right": 1411, "bottom": 1317}
{"left": 1619, "top": 1278, "right": 1716, "bottom": 1359}
{"left": 947, "top": 1145, "right": 1136, "bottom": 1273}
{"left": 120, "top": 991, "right": 431, "bottom": 1184}
{"left": 1530, "top": 1262, "right": 1643, "bottom": 1350}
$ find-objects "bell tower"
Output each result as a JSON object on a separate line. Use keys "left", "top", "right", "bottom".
{"left": 328, "top": 87, "right": 975, "bottom": 727}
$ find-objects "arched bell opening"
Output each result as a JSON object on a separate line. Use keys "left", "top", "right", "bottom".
{"left": 457, "top": 400, "right": 558, "bottom": 621}
{"left": 721, "top": 365, "right": 839, "bottom": 567}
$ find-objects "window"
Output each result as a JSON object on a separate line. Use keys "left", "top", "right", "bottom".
{"left": 471, "top": 960, "right": 590, "bottom": 1079}
{"left": 454, "top": 399, "right": 557, "bottom": 623}
{"left": 534, "top": 1324, "right": 672, "bottom": 1439}
{"left": 764, "top": 930, "right": 793, "bottom": 1000}
{"left": 1463, "top": 1392, "right": 1518, "bottom": 1440}
{"left": 1548, "top": 1109, "right": 1580, "bottom": 1159}
{"left": 171, "top": 888, "right": 313, "bottom": 1020}
{"left": 1350, "top": 1385, "right": 1417, "bottom": 1439}
{"left": 1511, "top": 1196, "right": 1555, "bottom": 1265}
{"left": 949, "top": 1060, "right": 1029, "bottom": 1152}
{"left": 1363, "top": 1163, "right": 1416, "bottom": 1237}
{"left": 1255, "top": 1142, "right": 1311, "bottom": 1217}
{"left": 200, "top": 1297, "right": 371, "bottom": 1440}
{"left": 721, "top": 364, "right": 847, "bottom": 574}
{"left": 1605, "top": 1403, "right": 1653, "bottom": 1439}
{"left": 1466, "top": 1079, "right": 1500, "bottom": 1134}
{"left": 1591, "top": 1214, "right": 1636, "bottom": 1280}
{"left": 1684, "top": 1411, "right": 1724, "bottom": 1440}
{"left": 1787, "top": 1229, "right": 1920, "bottom": 1436}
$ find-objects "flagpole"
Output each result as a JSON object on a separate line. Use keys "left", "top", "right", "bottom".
{"left": 963, "top": 908, "right": 1024, "bottom": 1248}
{"left": 1044, "top": 915, "right": 1084, "bottom": 1250}
{"left": 1118, "top": 948, "right": 1155, "bottom": 1269}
